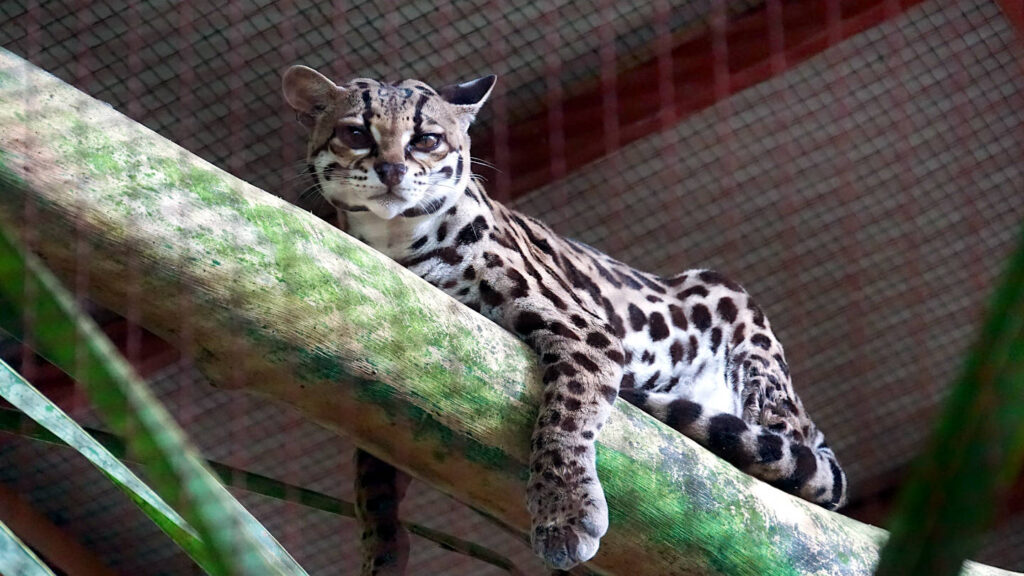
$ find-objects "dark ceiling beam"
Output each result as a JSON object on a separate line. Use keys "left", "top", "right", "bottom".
{"left": 476, "top": 0, "right": 928, "bottom": 200}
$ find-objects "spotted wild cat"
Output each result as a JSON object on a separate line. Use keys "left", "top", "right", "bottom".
{"left": 282, "top": 65, "right": 847, "bottom": 573}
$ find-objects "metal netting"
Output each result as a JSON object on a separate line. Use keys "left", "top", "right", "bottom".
{"left": 1, "top": 0, "right": 1023, "bottom": 574}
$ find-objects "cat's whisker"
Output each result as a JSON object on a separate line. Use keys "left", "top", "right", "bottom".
{"left": 281, "top": 173, "right": 321, "bottom": 186}
{"left": 470, "top": 156, "right": 501, "bottom": 172}
{"left": 297, "top": 185, "right": 324, "bottom": 202}
{"left": 424, "top": 181, "right": 463, "bottom": 195}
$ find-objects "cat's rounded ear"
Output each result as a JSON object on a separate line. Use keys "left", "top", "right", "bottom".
{"left": 439, "top": 75, "right": 496, "bottom": 128}
{"left": 282, "top": 65, "right": 344, "bottom": 128}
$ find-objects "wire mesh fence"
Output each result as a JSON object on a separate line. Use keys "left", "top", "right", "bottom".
{"left": 1, "top": 0, "right": 1023, "bottom": 574}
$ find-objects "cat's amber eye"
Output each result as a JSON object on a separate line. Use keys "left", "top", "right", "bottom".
{"left": 410, "top": 133, "right": 443, "bottom": 152}
{"left": 337, "top": 126, "right": 374, "bottom": 149}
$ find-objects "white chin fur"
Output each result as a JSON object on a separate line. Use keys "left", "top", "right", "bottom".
{"left": 371, "top": 196, "right": 411, "bottom": 220}
{"left": 321, "top": 183, "right": 419, "bottom": 220}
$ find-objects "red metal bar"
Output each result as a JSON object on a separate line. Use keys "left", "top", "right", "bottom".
{"left": 1, "top": 319, "right": 180, "bottom": 414}
{"left": 845, "top": 466, "right": 1024, "bottom": 530}
{"left": 996, "top": 0, "right": 1024, "bottom": 38}
{"left": 0, "top": 482, "right": 118, "bottom": 576}
{"left": 475, "top": 0, "right": 928, "bottom": 200}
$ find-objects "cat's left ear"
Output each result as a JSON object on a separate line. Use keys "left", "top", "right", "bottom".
{"left": 282, "top": 65, "right": 344, "bottom": 128}
{"left": 439, "top": 75, "right": 496, "bottom": 128}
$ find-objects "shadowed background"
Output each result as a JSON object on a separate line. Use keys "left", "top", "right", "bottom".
{"left": 1, "top": 0, "right": 1023, "bottom": 573}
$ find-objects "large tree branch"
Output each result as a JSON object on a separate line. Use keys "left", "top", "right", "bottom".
{"left": 0, "top": 48, "right": 1016, "bottom": 576}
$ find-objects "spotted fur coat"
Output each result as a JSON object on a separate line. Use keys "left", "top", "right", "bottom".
{"left": 282, "top": 65, "right": 847, "bottom": 574}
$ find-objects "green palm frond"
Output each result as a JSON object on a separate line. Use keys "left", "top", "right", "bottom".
{"left": 0, "top": 520, "right": 58, "bottom": 576}
{"left": 0, "top": 227, "right": 308, "bottom": 576}
{"left": 875, "top": 226, "right": 1024, "bottom": 576}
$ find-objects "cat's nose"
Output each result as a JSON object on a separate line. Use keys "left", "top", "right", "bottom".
{"left": 374, "top": 162, "right": 407, "bottom": 187}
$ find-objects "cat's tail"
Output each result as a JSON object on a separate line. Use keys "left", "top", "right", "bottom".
{"left": 617, "top": 388, "right": 847, "bottom": 510}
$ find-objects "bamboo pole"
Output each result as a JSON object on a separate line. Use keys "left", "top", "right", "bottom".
{"left": 0, "top": 48, "right": 1017, "bottom": 576}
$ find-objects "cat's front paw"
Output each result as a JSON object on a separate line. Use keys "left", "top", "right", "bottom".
{"left": 528, "top": 471, "right": 608, "bottom": 570}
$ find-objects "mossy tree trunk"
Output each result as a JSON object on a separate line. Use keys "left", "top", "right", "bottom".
{"left": 0, "top": 49, "right": 1018, "bottom": 576}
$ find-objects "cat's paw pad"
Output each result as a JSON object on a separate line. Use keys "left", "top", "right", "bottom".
{"left": 528, "top": 480, "right": 608, "bottom": 569}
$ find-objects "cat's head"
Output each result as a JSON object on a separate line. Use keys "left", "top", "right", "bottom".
{"left": 283, "top": 65, "right": 495, "bottom": 220}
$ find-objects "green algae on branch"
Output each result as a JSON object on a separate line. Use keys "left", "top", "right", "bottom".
{"left": 0, "top": 47, "right": 1020, "bottom": 576}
